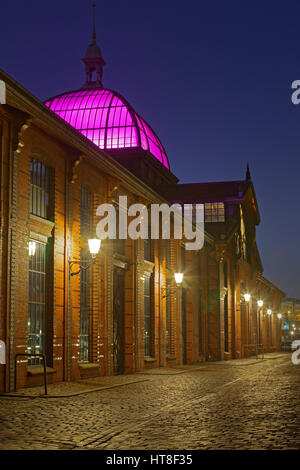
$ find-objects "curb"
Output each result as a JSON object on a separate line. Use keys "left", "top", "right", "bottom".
{"left": 0, "top": 378, "right": 149, "bottom": 399}
{"left": 203, "top": 354, "right": 287, "bottom": 367}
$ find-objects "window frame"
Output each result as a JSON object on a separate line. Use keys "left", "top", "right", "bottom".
{"left": 204, "top": 202, "right": 225, "bottom": 223}
{"left": 27, "top": 240, "right": 47, "bottom": 365}
{"left": 30, "top": 157, "right": 53, "bottom": 221}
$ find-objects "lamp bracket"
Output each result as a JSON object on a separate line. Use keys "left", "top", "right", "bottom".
{"left": 69, "top": 258, "right": 96, "bottom": 276}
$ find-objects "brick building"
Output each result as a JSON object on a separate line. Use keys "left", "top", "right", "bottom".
{"left": 0, "top": 24, "right": 285, "bottom": 392}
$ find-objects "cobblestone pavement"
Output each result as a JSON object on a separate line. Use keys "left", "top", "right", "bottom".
{"left": 0, "top": 354, "right": 299, "bottom": 450}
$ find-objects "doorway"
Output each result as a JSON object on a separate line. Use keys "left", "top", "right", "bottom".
{"left": 113, "top": 268, "right": 125, "bottom": 375}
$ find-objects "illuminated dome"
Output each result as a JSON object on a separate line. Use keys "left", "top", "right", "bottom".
{"left": 45, "top": 89, "right": 169, "bottom": 169}
{"left": 45, "top": 3, "right": 169, "bottom": 170}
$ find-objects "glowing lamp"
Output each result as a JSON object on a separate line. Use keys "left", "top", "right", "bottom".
{"left": 267, "top": 309, "right": 272, "bottom": 316}
{"left": 174, "top": 273, "right": 183, "bottom": 285}
{"left": 28, "top": 241, "right": 36, "bottom": 257}
{"left": 257, "top": 300, "right": 263, "bottom": 308}
{"left": 244, "top": 293, "right": 251, "bottom": 302}
{"left": 277, "top": 314, "right": 282, "bottom": 319}
{"left": 88, "top": 239, "right": 101, "bottom": 257}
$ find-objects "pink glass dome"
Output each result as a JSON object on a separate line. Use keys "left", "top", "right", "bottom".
{"left": 44, "top": 89, "right": 169, "bottom": 169}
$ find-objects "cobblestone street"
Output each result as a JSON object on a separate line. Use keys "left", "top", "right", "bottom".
{"left": 0, "top": 354, "right": 299, "bottom": 450}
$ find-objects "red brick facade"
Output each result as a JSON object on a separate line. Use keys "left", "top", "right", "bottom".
{"left": 0, "top": 71, "right": 285, "bottom": 393}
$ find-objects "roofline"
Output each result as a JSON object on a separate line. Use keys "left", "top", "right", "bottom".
{"left": 176, "top": 179, "right": 246, "bottom": 186}
{"left": 0, "top": 68, "right": 214, "bottom": 245}
{"left": 282, "top": 297, "right": 300, "bottom": 303}
{"left": 0, "top": 70, "right": 168, "bottom": 201}
{"left": 257, "top": 275, "right": 286, "bottom": 298}
{"left": 175, "top": 178, "right": 261, "bottom": 224}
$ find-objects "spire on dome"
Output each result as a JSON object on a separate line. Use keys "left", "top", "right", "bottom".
{"left": 92, "top": 1, "right": 96, "bottom": 44}
{"left": 82, "top": 1, "right": 106, "bottom": 89}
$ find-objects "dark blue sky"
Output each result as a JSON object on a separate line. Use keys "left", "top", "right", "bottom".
{"left": 1, "top": 0, "right": 300, "bottom": 298}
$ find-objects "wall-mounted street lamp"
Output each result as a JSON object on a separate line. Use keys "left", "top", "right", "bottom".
{"left": 162, "top": 273, "right": 184, "bottom": 299}
{"left": 277, "top": 313, "right": 282, "bottom": 319}
{"left": 257, "top": 300, "right": 264, "bottom": 308}
{"left": 174, "top": 273, "right": 184, "bottom": 285}
{"left": 28, "top": 241, "right": 36, "bottom": 257}
{"left": 88, "top": 238, "right": 101, "bottom": 257}
{"left": 267, "top": 309, "right": 272, "bottom": 316}
{"left": 244, "top": 293, "right": 251, "bottom": 302}
{"left": 69, "top": 238, "right": 101, "bottom": 276}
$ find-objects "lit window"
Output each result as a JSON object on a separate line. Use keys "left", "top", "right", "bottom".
{"left": 205, "top": 202, "right": 225, "bottom": 223}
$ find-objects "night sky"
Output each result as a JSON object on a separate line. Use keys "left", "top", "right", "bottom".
{"left": 1, "top": 0, "right": 300, "bottom": 298}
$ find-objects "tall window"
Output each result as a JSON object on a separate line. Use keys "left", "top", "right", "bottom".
{"left": 224, "top": 262, "right": 229, "bottom": 353}
{"left": 30, "top": 158, "right": 52, "bottom": 220}
{"left": 180, "top": 245, "right": 185, "bottom": 272}
{"left": 144, "top": 275, "right": 152, "bottom": 357}
{"left": 165, "top": 242, "right": 173, "bottom": 355}
{"left": 269, "top": 315, "right": 273, "bottom": 347}
{"left": 198, "top": 253, "right": 203, "bottom": 355}
{"left": 166, "top": 278, "right": 172, "bottom": 356}
{"left": 144, "top": 239, "right": 153, "bottom": 262}
{"left": 205, "top": 202, "right": 225, "bottom": 223}
{"left": 80, "top": 186, "right": 93, "bottom": 362}
{"left": 181, "top": 246, "right": 187, "bottom": 363}
{"left": 165, "top": 241, "right": 171, "bottom": 271}
{"left": 28, "top": 241, "right": 47, "bottom": 365}
{"left": 114, "top": 209, "right": 126, "bottom": 255}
